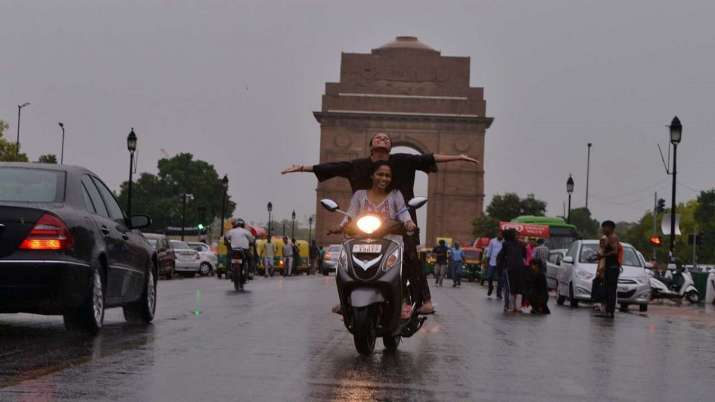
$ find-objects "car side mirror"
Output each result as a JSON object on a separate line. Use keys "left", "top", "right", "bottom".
{"left": 562, "top": 256, "right": 574, "bottom": 264}
{"left": 130, "top": 215, "right": 151, "bottom": 229}
{"left": 408, "top": 197, "right": 428, "bottom": 210}
{"left": 320, "top": 199, "right": 339, "bottom": 212}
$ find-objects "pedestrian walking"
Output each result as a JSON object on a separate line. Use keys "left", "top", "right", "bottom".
{"left": 291, "top": 238, "right": 299, "bottom": 275}
{"left": 309, "top": 240, "right": 320, "bottom": 275}
{"left": 485, "top": 232, "right": 504, "bottom": 298}
{"left": 450, "top": 242, "right": 465, "bottom": 288}
{"left": 497, "top": 229, "right": 527, "bottom": 312}
{"left": 597, "top": 220, "right": 623, "bottom": 318}
{"left": 282, "top": 237, "right": 294, "bottom": 277}
{"left": 261, "top": 237, "right": 276, "bottom": 277}
{"left": 433, "top": 240, "right": 449, "bottom": 287}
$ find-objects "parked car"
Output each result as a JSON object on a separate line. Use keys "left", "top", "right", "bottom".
{"left": 0, "top": 163, "right": 156, "bottom": 334}
{"left": 321, "top": 244, "right": 343, "bottom": 275}
{"left": 144, "top": 233, "right": 176, "bottom": 279}
{"left": 169, "top": 240, "right": 201, "bottom": 277}
{"left": 545, "top": 249, "right": 567, "bottom": 290}
{"left": 187, "top": 241, "right": 217, "bottom": 276}
{"left": 556, "top": 240, "right": 651, "bottom": 311}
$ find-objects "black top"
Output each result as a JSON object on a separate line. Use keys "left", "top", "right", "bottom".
{"left": 432, "top": 244, "right": 449, "bottom": 264}
{"left": 496, "top": 240, "right": 527, "bottom": 272}
{"left": 313, "top": 153, "right": 437, "bottom": 223}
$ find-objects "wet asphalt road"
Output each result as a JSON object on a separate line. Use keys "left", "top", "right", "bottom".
{"left": 1, "top": 274, "right": 715, "bottom": 402}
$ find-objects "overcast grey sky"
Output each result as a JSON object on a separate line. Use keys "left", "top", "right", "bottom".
{"left": 2, "top": 0, "right": 714, "bottom": 227}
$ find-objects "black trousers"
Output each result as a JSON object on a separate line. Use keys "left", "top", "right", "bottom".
{"left": 403, "top": 231, "right": 431, "bottom": 304}
{"left": 604, "top": 266, "right": 620, "bottom": 315}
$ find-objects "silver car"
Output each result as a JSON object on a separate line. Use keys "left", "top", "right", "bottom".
{"left": 556, "top": 240, "right": 651, "bottom": 311}
{"left": 169, "top": 240, "right": 202, "bottom": 276}
{"left": 187, "top": 242, "right": 218, "bottom": 276}
{"left": 545, "top": 249, "right": 567, "bottom": 290}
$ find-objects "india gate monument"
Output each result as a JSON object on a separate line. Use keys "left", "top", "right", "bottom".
{"left": 314, "top": 36, "right": 493, "bottom": 246}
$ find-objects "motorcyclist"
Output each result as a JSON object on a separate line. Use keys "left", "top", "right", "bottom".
{"left": 224, "top": 218, "right": 255, "bottom": 290}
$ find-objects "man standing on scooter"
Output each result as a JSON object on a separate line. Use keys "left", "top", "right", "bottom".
{"left": 282, "top": 132, "right": 480, "bottom": 314}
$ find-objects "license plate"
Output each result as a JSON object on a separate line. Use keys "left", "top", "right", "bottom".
{"left": 353, "top": 244, "right": 381, "bottom": 253}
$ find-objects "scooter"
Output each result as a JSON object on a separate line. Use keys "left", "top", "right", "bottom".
{"left": 320, "top": 196, "right": 428, "bottom": 356}
{"left": 648, "top": 264, "right": 700, "bottom": 304}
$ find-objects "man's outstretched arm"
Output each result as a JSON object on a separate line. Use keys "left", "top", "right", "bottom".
{"left": 434, "top": 154, "right": 480, "bottom": 166}
{"left": 281, "top": 164, "right": 314, "bottom": 174}
{"left": 281, "top": 160, "right": 354, "bottom": 183}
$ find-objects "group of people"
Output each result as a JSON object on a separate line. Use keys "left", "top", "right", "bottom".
{"left": 432, "top": 240, "right": 467, "bottom": 288}
{"left": 484, "top": 230, "right": 551, "bottom": 314}
{"left": 283, "top": 132, "right": 481, "bottom": 316}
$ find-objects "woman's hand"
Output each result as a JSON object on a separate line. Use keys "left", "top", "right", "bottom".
{"left": 281, "top": 164, "right": 306, "bottom": 174}
{"left": 404, "top": 221, "right": 417, "bottom": 234}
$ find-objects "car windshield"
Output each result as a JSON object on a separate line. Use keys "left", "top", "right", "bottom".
{"left": 146, "top": 239, "right": 158, "bottom": 249}
{"left": 170, "top": 240, "right": 191, "bottom": 249}
{"left": 188, "top": 243, "right": 203, "bottom": 252}
{"left": 463, "top": 250, "right": 480, "bottom": 259}
{"left": 0, "top": 167, "right": 65, "bottom": 203}
{"left": 579, "top": 243, "right": 642, "bottom": 267}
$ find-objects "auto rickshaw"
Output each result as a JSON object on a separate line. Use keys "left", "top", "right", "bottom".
{"left": 461, "top": 246, "right": 483, "bottom": 282}
{"left": 418, "top": 246, "right": 436, "bottom": 277}
{"left": 256, "top": 237, "right": 310, "bottom": 275}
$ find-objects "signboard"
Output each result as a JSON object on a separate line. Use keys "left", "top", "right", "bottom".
{"left": 499, "top": 222, "right": 550, "bottom": 238}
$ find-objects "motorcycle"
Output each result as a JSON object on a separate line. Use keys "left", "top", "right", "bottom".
{"left": 229, "top": 248, "right": 248, "bottom": 291}
{"left": 648, "top": 264, "right": 700, "bottom": 304}
{"left": 320, "top": 196, "right": 428, "bottom": 356}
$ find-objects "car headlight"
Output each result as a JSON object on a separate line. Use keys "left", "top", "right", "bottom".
{"left": 383, "top": 248, "right": 400, "bottom": 271}
{"left": 576, "top": 270, "right": 594, "bottom": 281}
{"left": 356, "top": 215, "right": 382, "bottom": 234}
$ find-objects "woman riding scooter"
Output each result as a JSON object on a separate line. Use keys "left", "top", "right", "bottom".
{"left": 331, "top": 161, "right": 416, "bottom": 320}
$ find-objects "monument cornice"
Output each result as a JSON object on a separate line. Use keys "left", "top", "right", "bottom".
{"left": 314, "top": 110, "right": 494, "bottom": 127}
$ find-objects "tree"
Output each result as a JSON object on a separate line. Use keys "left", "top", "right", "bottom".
{"left": 569, "top": 207, "right": 599, "bottom": 238}
{"left": 0, "top": 120, "right": 29, "bottom": 162}
{"left": 116, "top": 153, "right": 235, "bottom": 233}
{"left": 486, "top": 192, "right": 547, "bottom": 222}
{"left": 695, "top": 190, "right": 715, "bottom": 263}
{"left": 36, "top": 154, "right": 58, "bottom": 164}
{"left": 472, "top": 215, "right": 499, "bottom": 239}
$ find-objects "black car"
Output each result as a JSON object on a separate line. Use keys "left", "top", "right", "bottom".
{"left": 0, "top": 163, "right": 157, "bottom": 334}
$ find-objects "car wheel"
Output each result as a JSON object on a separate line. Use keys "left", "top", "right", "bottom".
{"left": 199, "top": 262, "right": 212, "bottom": 276}
{"left": 569, "top": 283, "right": 578, "bottom": 308}
{"left": 123, "top": 265, "right": 157, "bottom": 324}
{"left": 639, "top": 304, "right": 648, "bottom": 312}
{"left": 556, "top": 285, "right": 566, "bottom": 306}
{"left": 619, "top": 303, "right": 629, "bottom": 312}
{"left": 64, "top": 265, "right": 105, "bottom": 335}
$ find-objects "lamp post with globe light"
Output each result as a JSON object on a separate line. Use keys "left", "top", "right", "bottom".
{"left": 566, "top": 175, "right": 574, "bottom": 224}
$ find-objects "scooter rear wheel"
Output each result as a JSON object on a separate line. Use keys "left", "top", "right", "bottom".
{"left": 352, "top": 307, "right": 376, "bottom": 356}
{"left": 686, "top": 291, "right": 700, "bottom": 304}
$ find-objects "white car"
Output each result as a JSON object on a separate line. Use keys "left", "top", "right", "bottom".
{"left": 545, "top": 249, "right": 567, "bottom": 290}
{"left": 556, "top": 240, "right": 651, "bottom": 312}
{"left": 169, "top": 240, "right": 202, "bottom": 276}
{"left": 188, "top": 242, "right": 218, "bottom": 276}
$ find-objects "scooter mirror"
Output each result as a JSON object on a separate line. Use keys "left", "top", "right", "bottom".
{"left": 320, "top": 199, "right": 339, "bottom": 212}
{"left": 408, "top": 197, "right": 428, "bottom": 210}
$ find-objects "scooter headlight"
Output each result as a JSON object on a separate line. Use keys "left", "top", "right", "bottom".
{"left": 356, "top": 215, "right": 382, "bottom": 234}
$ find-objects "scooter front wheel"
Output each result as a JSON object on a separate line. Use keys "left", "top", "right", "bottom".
{"left": 686, "top": 291, "right": 700, "bottom": 304}
{"left": 352, "top": 306, "right": 376, "bottom": 356}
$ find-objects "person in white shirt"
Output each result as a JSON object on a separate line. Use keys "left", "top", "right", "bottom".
{"left": 282, "top": 236, "right": 293, "bottom": 276}
{"left": 485, "top": 231, "right": 504, "bottom": 298}
{"left": 262, "top": 237, "right": 276, "bottom": 277}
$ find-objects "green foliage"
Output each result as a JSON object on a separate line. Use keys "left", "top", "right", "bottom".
{"left": 486, "top": 192, "right": 547, "bottom": 222}
{"left": 36, "top": 154, "right": 58, "bottom": 164}
{"left": 472, "top": 215, "right": 499, "bottom": 239}
{"left": 569, "top": 207, "right": 599, "bottom": 238}
{"left": 0, "top": 120, "right": 29, "bottom": 162}
{"left": 695, "top": 190, "right": 715, "bottom": 263}
{"left": 116, "top": 153, "right": 235, "bottom": 232}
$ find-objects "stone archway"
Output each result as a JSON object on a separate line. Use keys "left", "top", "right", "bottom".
{"left": 313, "top": 36, "right": 493, "bottom": 246}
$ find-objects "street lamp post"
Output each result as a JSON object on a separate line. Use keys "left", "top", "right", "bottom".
{"left": 16, "top": 102, "right": 30, "bottom": 156}
{"left": 126, "top": 129, "right": 137, "bottom": 219}
{"left": 291, "top": 210, "right": 296, "bottom": 239}
{"left": 669, "top": 116, "right": 682, "bottom": 260}
{"left": 220, "top": 175, "right": 229, "bottom": 237}
{"left": 181, "top": 193, "right": 194, "bottom": 241}
{"left": 308, "top": 216, "right": 313, "bottom": 244}
{"left": 585, "top": 143, "right": 592, "bottom": 210}
{"left": 58, "top": 122, "right": 65, "bottom": 164}
{"left": 566, "top": 175, "right": 574, "bottom": 224}
{"left": 267, "top": 202, "right": 273, "bottom": 238}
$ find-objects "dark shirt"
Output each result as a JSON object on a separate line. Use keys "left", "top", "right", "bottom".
{"left": 496, "top": 240, "right": 527, "bottom": 272}
{"left": 312, "top": 153, "right": 437, "bottom": 223}
{"left": 432, "top": 245, "right": 449, "bottom": 265}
